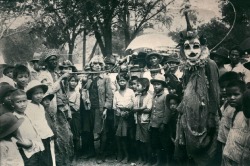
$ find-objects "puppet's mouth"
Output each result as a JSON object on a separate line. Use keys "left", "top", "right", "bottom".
{"left": 189, "top": 53, "right": 196, "bottom": 57}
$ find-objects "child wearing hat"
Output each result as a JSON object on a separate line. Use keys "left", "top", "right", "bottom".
{"left": 25, "top": 80, "right": 54, "bottom": 166}
{"left": 0, "top": 112, "right": 24, "bottom": 166}
{"left": 149, "top": 74, "right": 171, "bottom": 165}
{"left": 11, "top": 89, "right": 45, "bottom": 166}
{"left": 13, "top": 64, "right": 31, "bottom": 91}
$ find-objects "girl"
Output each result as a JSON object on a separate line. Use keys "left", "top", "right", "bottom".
{"left": 134, "top": 78, "right": 152, "bottom": 165}
{"left": 67, "top": 74, "right": 81, "bottom": 158}
{"left": 113, "top": 73, "right": 135, "bottom": 164}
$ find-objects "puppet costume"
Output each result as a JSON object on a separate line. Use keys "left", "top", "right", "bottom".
{"left": 175, "top": 7, "right": 220, "bottom": 165}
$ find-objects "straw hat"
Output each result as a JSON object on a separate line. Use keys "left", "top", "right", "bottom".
{"left": 43, "top": 49, "right": 59, "bottom": 62}
{"left": 59, "top": 60, "right": 77, "bottom": 71}
{"left": 26, "top": 80, "right": 48, "bottom": 100}
{"left": 42, "top": 93, "right": 54, "bottom": 101}
{"left": 150, "top": 74, "right": 167, "bottom": 87}
{"left": 0, "top": 113, "right": 24, "bottom": 139}
{"left": 30, "top": 52, "right": 42, "bottom": 62}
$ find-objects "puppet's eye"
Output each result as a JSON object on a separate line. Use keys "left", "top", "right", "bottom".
{"left": 184, "top": 44, "right": 190, "bottom": 50}
{"left": 193, "top": 44, "right": 200, "bottom": 49}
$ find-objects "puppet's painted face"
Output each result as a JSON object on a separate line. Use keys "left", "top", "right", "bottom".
{"left": 183, "top": 38, "right": 201, "bottom": 62}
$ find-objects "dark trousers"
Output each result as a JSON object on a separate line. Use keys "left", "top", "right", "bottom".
{"left": 150, "top": 127, "right": 171, "bottom": 151}
{"left": 19, "top": 149, "right": 41, "bottom": 166}
{"left": 41, "top": 138, "right": 53, "bottom": 166}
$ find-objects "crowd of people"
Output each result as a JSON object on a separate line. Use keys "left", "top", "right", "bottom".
{"left": 0, "top": 38, "right": 250, "bottom": 166}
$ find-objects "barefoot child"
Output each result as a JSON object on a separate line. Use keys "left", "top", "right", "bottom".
{"left": 134, "top": 78, "right": 152, "bottom": 165}
{"left": 0, "top": 113, "right": 24, "bottom": 166}
{"left": 113, "top": 73, "right": 135, "bottom": 164}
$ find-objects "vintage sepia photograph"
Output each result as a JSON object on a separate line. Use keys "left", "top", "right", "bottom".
{"left": 0, "top": 0, "right": 250, "bottom": 165}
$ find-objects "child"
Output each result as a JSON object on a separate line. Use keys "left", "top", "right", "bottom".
{"left": 133, "top": 78, "right": 152, "bottom": 165}
{"left": 223, "top": 89, "right": 249, "bottom": 165}
{"left": 129, "top": 76, "right": 138, "bottom": 92}
{"left": 113, "top": 73, "right": 135, "bottom": 164}
{"left": 149, "top": 74, "right": 171, "bottom": 166}
{"left": 67, "top": 74, "right": 81, "bottom": 158}
{"left": 0, "top": 65, "right": 15, "bottom": 87}
{"left": 11, "top": 89, "right": 45, "bottom": 166}
{"left": 166, "top": 94, "right": 180, "bottom": 165}
{"left": 13, "top": 64, "right": 30, "bottom": 90}
{"left": 25, "top": 80, "right": 54, "bottom": 166}
{"left": 0, "top": 83, "right": 16, "bottom": 115}
{"left": 0, "top": 112, "right": 24, "bottom": 166}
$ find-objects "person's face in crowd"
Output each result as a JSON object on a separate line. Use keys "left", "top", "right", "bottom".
{"left": 5, "top": 68, "right": 14, "bottom": 78}
{"left": 168, "top": 87, "right": 177, "bottom": 94}
{"left": 149, "top": 55, "right": 159, "bottom": 67}
{"left": 15, "top": 73, "right": 29, "bottom": 89}
{"left": 41, "top": 97, "right": 51, "bottom": 110}
{"left": 152, "top": 82, "right": 164, "bottom": 94}
{"left": 226, "top": 86, "right": 243, "bottom": 108}
{"left": 118, "top": 78, "right": 127, "bottom": 90}
{"left": 69, "top": 77, "right": 78, "bottom": 90}
{"left": 136, "top": 83, "right": 145, "bottom": 93}
{"left": 169, "top": 99, "right": 178, "bottom": 111}
{"left": 168, "top": 62, "right": 179, "bottom": 73}
{"left": 105, "top": 63, "right": 114, "bottom": 70}
{"left": 46, "top": 56, "right": 58, "bottom": 70}
{"left": 32, "top": 61, "right": 40, "bottom": 72}
{"left": 2, "top": 92, "right": 13, "bottom": 108}
{"left": 229, "top": 50, "right": 240, "bottom": 65}
{"left": 31, "top": 87, "right": 44, "bottom": 104}
{"left": 220, "top": 81, "right": 228, "bottom": 103}
{"left": 213, "top": 56, "right": 224, "bottom": 67}
{"left": 12, "top": 94, "right": 28, "bottom": 114}
{"left": 62, "top": 66, "right": 72, "bottom": 74}
{"left": 129, "top": 80, "right": 137, "bottom": 92}
{"left": 91, "top": 62, "right": 102, "bottom": 71}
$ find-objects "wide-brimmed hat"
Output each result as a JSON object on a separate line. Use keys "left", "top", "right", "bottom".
{"left": 0, "top": 84, "right": 16, "bottom": 103}
{"left": 150, "top": 74, "right": 167, "bottom": 87}
{"left": 145, "top": 52, "right": 163, "bottom": 63}
{"left": 104, "top": 56, "right": 116, "bottom": 65}
{"left": 30, "top": 52, "right": 41, "bottom": 62}
{"left": 42, "top": 93, "right": 54, "bottom": 101}
{"left": 210, "top": 47, "right": 231, "bottom": 64}
{"left": 0, "top": 112, "right": 24, "bottom": 139}
{"left": 59, "top": 60, "right": 77, "bottom": 71}
{"left": 26, "top": 80, "right": 48, "bottom": 100}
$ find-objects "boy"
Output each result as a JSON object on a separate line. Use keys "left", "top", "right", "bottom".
{"left": 0, "top": 112, "right": 24, "bottom": 166}
{"left": 0, "top": 65, "right": 15, "bottom": 86}
{"left": 0, "top": 83, "right": 16, "bottom": 115}
{"left": 11, "top": 89, "right": 45, "bottom": 166}
{"left": 25, "top": 80, "right": 54, "bottom": 166}
{"left": 223, "top": 87, "right": 249, "bottom": 165}
{"left": 129, "top": 76, "right": 138, "bottom": 92}
{"left": 149, "top": 74, "right": 171, "bottom": 165}
{"left": 134, "top": 77, "right": 152, "bottom": 165}
{"left": 13, "top": 64, "right": 30, "bottom": 90}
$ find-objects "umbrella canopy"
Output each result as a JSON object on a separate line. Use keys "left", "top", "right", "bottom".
{"left": 126, "top": 33, "right": 178, "bottom": 53}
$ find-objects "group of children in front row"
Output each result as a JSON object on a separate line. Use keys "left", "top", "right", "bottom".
{"left": 1, "top": 63, "right": 250, "bottom": 166}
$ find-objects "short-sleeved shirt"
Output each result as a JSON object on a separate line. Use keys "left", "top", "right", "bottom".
{"left": 0, "top": 140, "right": 24, "bottom": 166}
{"left": 223, "top": 112, "right": 250, "bottom": 164}
{"left": 13, "top": 112, "right": 44, "bottom": 158}
{"left": 134, "top": 92, "right": 153, "bottom": 124}
{"left": 217, "top": 102, "right": 236, "bottom": 144}
{"left": 113, "top": 89, "right": 135, "bottom": 114}
{"left": 25, "top": 102, "right": 54, "bottom": 139}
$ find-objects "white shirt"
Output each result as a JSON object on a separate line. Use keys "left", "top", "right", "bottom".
{"left": 113, "top": 88, "right": 135, "bottom": 111}
{"left": 13, "top": 112, "right": 44, "bottom": 158}
{"left": 25, "top": 101, "right": 54, "bottom": 139}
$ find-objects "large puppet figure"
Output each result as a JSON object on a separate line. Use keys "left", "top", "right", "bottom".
{"left": 175, "top": 8, "right": 220, "bottom": 165}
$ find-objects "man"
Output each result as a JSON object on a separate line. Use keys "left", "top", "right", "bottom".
{"left": 210, "top": 47, "right": 231, "bottom": 77}
{"left": 29, "top": 52, "right": 42, "bottom": 80}
{"left": 225, "top": 46, "right": 250, "bottom": 83}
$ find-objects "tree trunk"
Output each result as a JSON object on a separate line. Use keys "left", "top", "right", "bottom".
{"left": 68, "top": 42, "right": 74, "bottom": 62}
{"left": 103, "top": 21, "right": 112, "bottom": 57}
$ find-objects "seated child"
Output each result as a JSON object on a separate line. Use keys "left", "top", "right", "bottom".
{"left": 0, "top": 112, "right": 25, "bottom": 166}
{"left": 133, "top": 78, "right": 152, "bottom": 165}
{"left": 12, "top": 64, "right": 30, "bottom": 91}
{"left": 11, "top": 89, "right": 45, "bottom": 166}
{"left": 149, "top": 74, "right": 171, "bottom": 166}
{"left": 223, "top": 89, "right": 250, "bottom": 165}
{"left": 113, "top": 73, "right": 135, "bottom": 164}
{"left": 25, "top": 80, "right": 54, "bottom": 166}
